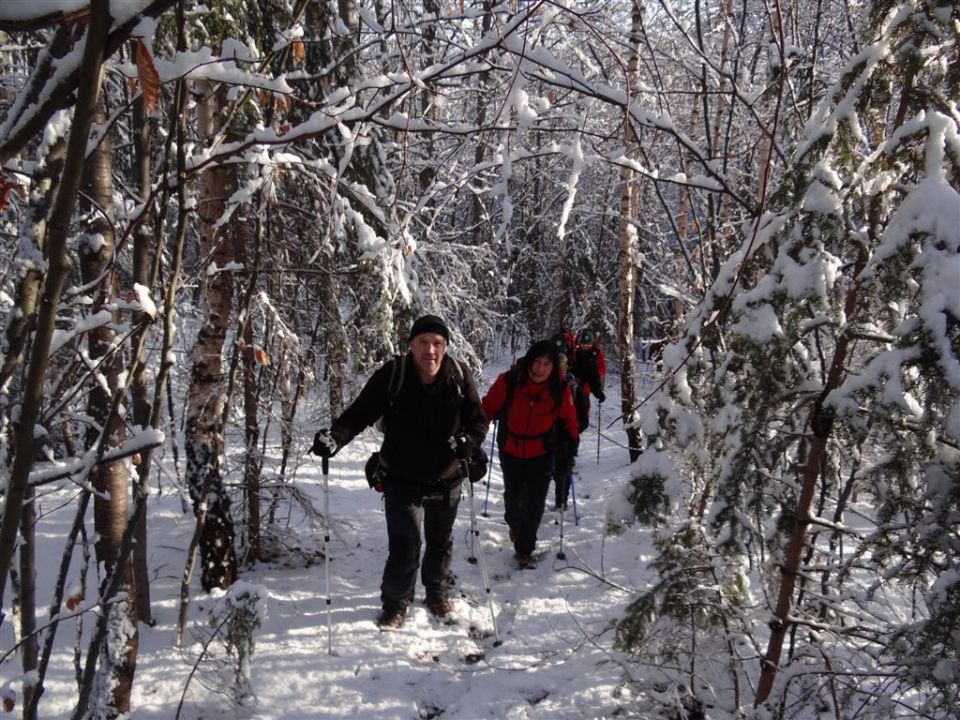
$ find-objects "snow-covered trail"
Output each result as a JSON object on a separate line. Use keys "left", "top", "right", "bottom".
{"left": 213, "top": 366, "right": 654, "bottom": 719}
{"left": 21, "top": 365, "right": 660, "bottom": 720}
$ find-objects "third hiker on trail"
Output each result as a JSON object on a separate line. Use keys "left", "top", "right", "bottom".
{"left": 552, "top": 350, "right": 580, "bottom": 511}
{"left": 571, "top": 329, "right": 606, "bottom": 428}
{"left": 481, "top": 340, "right": 579, "bottom": 569}
{"left": 311, "top": 315, "right": 489, "bottom": 630}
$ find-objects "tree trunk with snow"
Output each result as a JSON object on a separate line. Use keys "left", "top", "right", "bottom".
{"left": 615, "top": 1, "right": 644, "bottom": 464}
{"left": 184, "top": 82, "right": 239, "bottom": 592}
{"left": 231, "top": 209, "right": 264, "bottom": 563}
{"left": 80, "top": 97, "right": 138, "bottom": 717}
{"left": 0, "top": 0, "right": 111, "bottom": 609}
{"left": 129, "top": 87, "right": 154, "bottom": 625}
{"left": 17, "top": 484, "right": 38, "bottom": 717}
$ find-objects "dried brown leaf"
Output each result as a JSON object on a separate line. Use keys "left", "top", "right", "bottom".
{"left": 136, "top": 40, "right": 161, "bottom": 112}
{"left": 291, "top": 38, "right": 305, "bottom": 64}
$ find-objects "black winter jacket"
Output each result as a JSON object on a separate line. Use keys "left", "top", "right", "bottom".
{"left": 330, "top": 353, "right": 489, "bottom": 488}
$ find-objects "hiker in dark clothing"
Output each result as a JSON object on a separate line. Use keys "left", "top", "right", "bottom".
{"left": 570, "top": 330, "right": 606, "bottom": 428}
{"left": 552, "top": 329, "right": 605, "bottom": 430}
{"left": 312, "top": 315, "right": 489, "bottom": 629}
{"left": 481, "top": 339, "right": 579, "bottom": 568}
{"left": 552, "top": 351, "right": 580, "bottom": 510}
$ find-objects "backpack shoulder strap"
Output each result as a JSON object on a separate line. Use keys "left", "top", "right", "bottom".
{"left": 434, "top": 357, "right": 467, "bottom": 403}
{"left": 497, "top": 366, "right": 519, "bottom": 420}
{"left": 450, "top": 357, "right": 465, "bottom": 390}
{"left": 386, "top": 354, "right": 406, "bottom": 405}
{"left": 549, "top": 378, "right": 565, "bottom": 413}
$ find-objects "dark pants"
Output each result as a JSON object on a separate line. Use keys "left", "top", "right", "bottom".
{"left": 500, "top": 452, "right": 552, "bottom": 556}
{"left": 553, "top": 437, "right": 577, "bottom": 508}
{"left": 381, "top": 481, "right": 461, "bottom": 612}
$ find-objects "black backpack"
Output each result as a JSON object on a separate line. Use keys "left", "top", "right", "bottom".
{"left": 572, "top": 348, "right": 602, "bottom": 395}
{"left": 563, "top": 369, "right": 589, "bottom": 432}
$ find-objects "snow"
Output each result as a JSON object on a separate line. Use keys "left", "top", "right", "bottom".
{"left": 133, "top": 282, "right": 157, "bottom": 319}
{"left": 947, "top": 400, "right": 960, "bottom": 440}
{"left": 508, "top": 81, "right": 538, "bottom": 131}
{"left": 556, "top": 134, "right": 584, "bottom": 241}
{"left": 48, "top": 309, "right": 114, "bottom": 356}
{"left": 2, "top": 365, "right": 662, "bottom": 719}
{"left": 801, "top": 179, "right": 841, "bottom": 215}
{"left": 0, "top": 0, "right": 87, "bottom": 21}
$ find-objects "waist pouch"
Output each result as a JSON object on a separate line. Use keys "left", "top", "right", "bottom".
{"left": 419, "top": 479, "right": 449, "bottom": 504}
{"left": 365, "top": 452, "right": 385, "bottom": 492}
{"left": 383, "top": 474, "right": 460, "bottom": 505}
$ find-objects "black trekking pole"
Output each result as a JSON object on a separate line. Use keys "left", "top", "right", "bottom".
{"left": 321, "top": 456, "right": 333, "bottom": 655}
{"left": 596, "top": 399, "right": 602, "bottom": 465}
{"left": 570, "top": 472, "right": 580, "bottom": 526}
{"left": 482, "top": 419, "right": 497, "bottom": 517}
{"left": 557, "top": 480, "right": 567, "bottom": 560}
{"left": 467, "top": 461, "right": 477, "bottom": 564}
{"left": 465, "top": 463, "right": 501, "bottom": 646}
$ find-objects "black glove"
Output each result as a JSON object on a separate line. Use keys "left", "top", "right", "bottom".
{"left": 449, "top": 432, "right": 476, "bottom": 461}
{"left": 311, "top": 429, "right": 339, "bottom": 457}
{"left": 467, "top": 447, "right": 488, "bottom": 483}
{"left": 595, "top": 388, "right": 606, "bottom": 403}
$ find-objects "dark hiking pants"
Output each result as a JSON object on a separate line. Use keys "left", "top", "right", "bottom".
{"left": 553, "top": 437, "right": 577, "bottom": 508}
{"left": 500, "top": 452, "right": 552, "bottom": 556}
{"left": 381, "top": 482, "right": 461, "bottom": 612}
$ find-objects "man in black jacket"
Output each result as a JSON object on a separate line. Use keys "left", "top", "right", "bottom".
{"left": 312, "top": 315, "right": 489, "bottom": 629}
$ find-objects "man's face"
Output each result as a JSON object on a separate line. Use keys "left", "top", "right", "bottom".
{"left": 528, "top": 355, "right": 554, "bottom": 384}
{"left": 410, "top": 333, "right": 447, "bottom": 381}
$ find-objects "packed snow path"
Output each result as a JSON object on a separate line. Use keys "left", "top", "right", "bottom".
{"left": 28, "top": 368, "right": 659, "bottom": 719}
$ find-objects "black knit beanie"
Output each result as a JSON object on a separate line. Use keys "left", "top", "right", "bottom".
{"left": 408, "top": 314, "right": 450, "bottom": 342}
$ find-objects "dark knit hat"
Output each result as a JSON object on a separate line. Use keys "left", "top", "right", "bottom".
{"left": 550, "top": 332, "right": 571, "bottom": 356}
{"left": 408, "top": 314, "right": 450, "bottom": 342}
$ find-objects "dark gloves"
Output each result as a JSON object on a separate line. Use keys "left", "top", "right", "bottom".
{"left": 467, "top": 448, "right": 488, "bottom": 483}
{"left": 449, "top": 432, "right": 477, "bottom": 461}
{"left": 595, "top": 388, "right": 606, "bottom": 403}
{"left": 311, "top": 429, "right": 339, "bottom": 457}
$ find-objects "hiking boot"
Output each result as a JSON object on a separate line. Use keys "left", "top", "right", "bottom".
{"left": 377, "top": 607, "right": 406, "bottom": 629}
{"left": 517, "top": 553, "right": 536, "bottom": 569}
{"left": 425, "top": 596, "right": 453, "bottom": 619}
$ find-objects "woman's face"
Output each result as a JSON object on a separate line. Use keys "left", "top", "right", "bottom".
{"left": 528, "top": 354, "right": 554, "bottom": 384}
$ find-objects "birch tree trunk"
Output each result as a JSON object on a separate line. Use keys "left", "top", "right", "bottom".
{"left": 184, "top": 82, "right": 239, "bottom": 592}
{"left": 615, "top": 0, "right": 644, "bottom": 463}
{"left": 80, "top": 97, "right": 138, "bottom": 717}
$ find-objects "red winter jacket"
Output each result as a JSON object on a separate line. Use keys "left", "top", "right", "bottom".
{"left": 482, "top": 370, "right": 579, "bottom": 459}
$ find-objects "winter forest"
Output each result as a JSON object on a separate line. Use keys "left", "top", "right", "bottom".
{"left": 0, "top": 0, "right": 957, "bottom": 718}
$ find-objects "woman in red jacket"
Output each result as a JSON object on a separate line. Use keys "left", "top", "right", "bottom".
{"left": 482, "top": 340, "right": 579, "bottom": 568}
